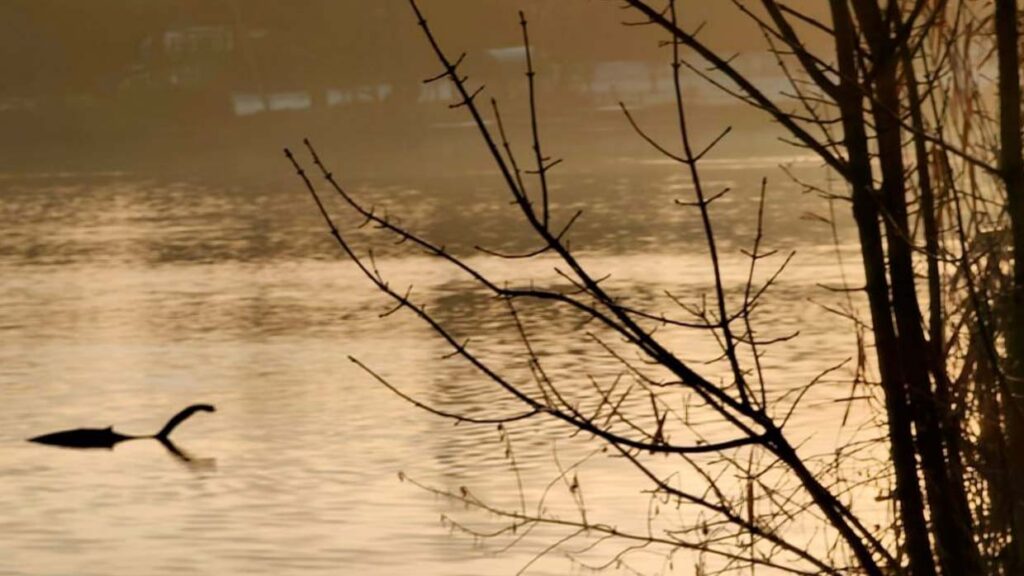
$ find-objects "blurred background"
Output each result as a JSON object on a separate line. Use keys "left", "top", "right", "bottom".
{"left": 0, "top": 0, "right": 831, "bottom": 177}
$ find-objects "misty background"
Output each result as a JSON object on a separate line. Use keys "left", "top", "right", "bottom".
{"left": 0, "top": 1, "right": 832, "bottom": 177}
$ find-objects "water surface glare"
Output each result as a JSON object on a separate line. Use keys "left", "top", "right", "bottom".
{"left": 0, "top": 165, "right": 877, "bottom": 575}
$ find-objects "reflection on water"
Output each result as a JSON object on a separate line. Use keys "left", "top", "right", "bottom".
{"left": 0, "top": 163, "right": 871, "bottom": 575}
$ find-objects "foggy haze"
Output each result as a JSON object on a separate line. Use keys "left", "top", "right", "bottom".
{"left": 0, "top": 1, "right": 829, "bottom": 176}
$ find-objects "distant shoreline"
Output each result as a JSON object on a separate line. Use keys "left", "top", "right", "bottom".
{"left": 0, "top": 100, "right": 782, "bottom": 180}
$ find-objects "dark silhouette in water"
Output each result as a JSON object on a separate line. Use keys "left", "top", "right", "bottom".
{"left": 28, "top": 404, "right": 216, "bottom": 449}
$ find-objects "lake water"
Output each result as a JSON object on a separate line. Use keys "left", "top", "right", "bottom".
{"left": 0, "top": 158, "right": 879, "bottom": 575}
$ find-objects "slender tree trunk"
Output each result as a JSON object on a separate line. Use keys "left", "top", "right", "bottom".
{"left": 854, "top": 3, "right": 979, "bottom": 571}
{"left": 830, "top": 3, "right": 936, "bottom": 574}
{"left": 903, "top": 48, "right": 979, "bottom": 573}
{"left": 995, "top": 0, "right": 1024, "bottom": 570}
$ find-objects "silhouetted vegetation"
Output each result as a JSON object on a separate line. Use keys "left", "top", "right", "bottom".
{"left": 289, "top": 1, "right": 1024, "bottom": 574}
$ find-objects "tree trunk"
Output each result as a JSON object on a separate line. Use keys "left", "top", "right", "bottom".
{"left": 855, "top": 3, "right": 979, "bottom": 571}
{"left": 831, "top": 3, "right": 936, "bottom": 574}
{"left": 995, "top": 0, "right": 1024, "bottom": 570}
{"left": 903, "top": 47, "right": 979, "bottom": 574}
